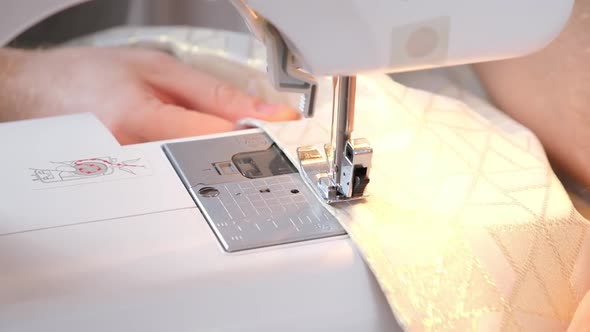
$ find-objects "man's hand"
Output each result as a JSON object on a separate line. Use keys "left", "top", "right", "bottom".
{"left": 0, "top": 47, "right": 299, "bottom": 144}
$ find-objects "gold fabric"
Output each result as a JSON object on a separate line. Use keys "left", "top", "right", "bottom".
{"left": 250, "top": 74, "right": 590, "bottom": 331}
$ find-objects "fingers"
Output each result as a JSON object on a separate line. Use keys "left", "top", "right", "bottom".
{"left": 121, "top": 100, "right": 235, "bottom": 144}
{"left": 140, "top": 53, "right": 300, "bottom": 123}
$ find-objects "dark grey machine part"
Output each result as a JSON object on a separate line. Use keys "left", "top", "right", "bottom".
{"left": 163, "top": 132, "right": 346, "bottom": 252}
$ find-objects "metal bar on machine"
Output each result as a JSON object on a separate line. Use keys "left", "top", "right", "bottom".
{"left": 332, "top": 76, "right": 356, "bottom": 186}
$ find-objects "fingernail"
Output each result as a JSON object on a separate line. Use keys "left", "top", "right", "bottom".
{"left": 255, "top": 102, "right": 282, "bottom": 114}
{"left": 233, "top": 122, "right": 253, "bottom": 130}
{"left": 254, "top": 102, "right": 301, "bottom": 121}
{"left": 234, "top": 118, "right": 256, "bottom": 129}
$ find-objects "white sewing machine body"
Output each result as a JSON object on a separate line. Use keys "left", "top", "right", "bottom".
{"left": 0, "top": 0, "right": 574, "bottom": 75}
{"left": 0, "top": 114, "right": 400, "bottom": 332}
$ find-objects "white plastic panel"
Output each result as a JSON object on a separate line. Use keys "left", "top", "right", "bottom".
{"left": 0, "top": 182, "right": 400, "bottom": 332}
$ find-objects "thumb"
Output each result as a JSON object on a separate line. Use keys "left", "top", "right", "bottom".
{"left": 207, "top": 81, "right": 301, "bottom": 122}
{"left": 123, "top": 100, "right": 236, "bottom": 143}
{"left": 144, "top": 57, "right": 300, "bottom": 122}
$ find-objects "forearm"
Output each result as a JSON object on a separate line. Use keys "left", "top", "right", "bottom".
{"left": 474, "top": 0, "right": 590, "bottom": 187}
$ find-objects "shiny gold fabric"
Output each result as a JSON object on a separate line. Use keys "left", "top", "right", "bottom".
{"left": 251, "top": 75, "right": 590, "bottom": 331}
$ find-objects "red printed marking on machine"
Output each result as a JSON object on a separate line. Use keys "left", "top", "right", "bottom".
{"left": 30, "top": 156, "right": 146, "bottom": 184}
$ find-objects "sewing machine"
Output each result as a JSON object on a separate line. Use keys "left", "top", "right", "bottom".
{"left": 0, "top": 1, "right": 574, "bottom": 331}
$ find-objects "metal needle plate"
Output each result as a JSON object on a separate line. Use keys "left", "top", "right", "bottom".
{"left": 163, "top": 132, "right": 346, "bottom": 252}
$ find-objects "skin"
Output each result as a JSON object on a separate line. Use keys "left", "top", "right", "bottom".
{"left": 474, "top": 1, "right": 590, "bottom": 328}
{"left": 0, "top": 47, "right": 299, "bottom": 144}
{"left": 474, "top": 0, "right": 590, "bottom": 189}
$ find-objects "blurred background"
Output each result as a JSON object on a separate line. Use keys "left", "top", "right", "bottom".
{"left": 9, "top": 0, "right": 249, "bottom": 47}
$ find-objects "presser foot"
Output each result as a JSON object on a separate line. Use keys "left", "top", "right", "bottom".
{"left": 297, "top": 138, "right": 372, "bottom": 204}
